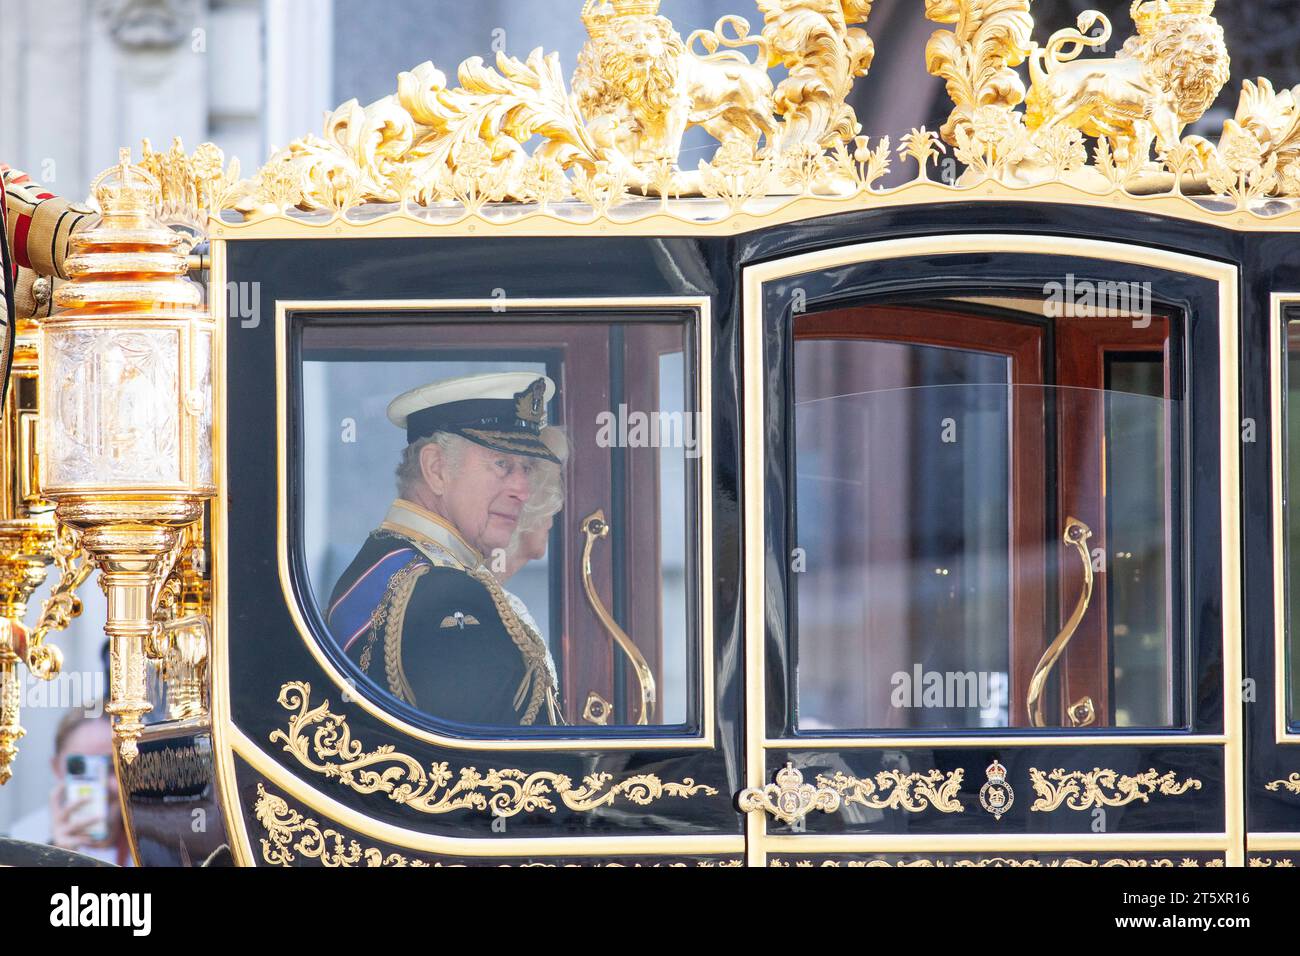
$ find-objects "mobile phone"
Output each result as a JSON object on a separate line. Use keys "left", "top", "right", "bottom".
{"left": 64, "top": 754, "right": 110, "bottom": 844}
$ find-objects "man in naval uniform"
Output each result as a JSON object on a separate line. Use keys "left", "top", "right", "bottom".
{"left": 327, "top": 372, "right": 564, "bottom": 726}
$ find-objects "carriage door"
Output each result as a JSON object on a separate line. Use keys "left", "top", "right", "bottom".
{"left": 740, "top": 235, "right": 1243, "bottom": 867}
{"left": 1250, "top": 297, "right": 1300, "bottom": 867}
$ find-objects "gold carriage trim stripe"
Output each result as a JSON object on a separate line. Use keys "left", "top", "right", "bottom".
{"left": 266, "top": 681, "right": 717, "bottom": 815}
{"left": 255, "top": 781, "right": 743, "bottom": 868}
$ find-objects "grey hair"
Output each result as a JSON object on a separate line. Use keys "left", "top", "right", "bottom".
{"left": 395, "top": 431, "right": 470, "bottom": 497}
{"left": 516, "top": 426, "right": 569, "bottom": 534}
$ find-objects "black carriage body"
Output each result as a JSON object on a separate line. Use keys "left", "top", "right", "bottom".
{"left": 119, "top": 201, "right": 1300, "bottom": 867}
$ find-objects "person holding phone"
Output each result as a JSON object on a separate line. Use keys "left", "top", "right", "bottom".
{"left": 6, "top": 704, "right": 131, "bottom": 866}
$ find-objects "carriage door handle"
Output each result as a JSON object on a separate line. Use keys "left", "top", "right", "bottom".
{"left": 579, "top": 510, "right": 656, "bottom": 725}
{"left": 1026, "top": 517, "right": 1097, "bottom": 728}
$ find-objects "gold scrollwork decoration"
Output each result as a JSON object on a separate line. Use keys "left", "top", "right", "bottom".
{"left": 25, "top": 522, "right": 93, "bottom": 682}
{"left": 1265, "top": 774, "right": 1300, "bottom": 795}
{"left": 816, "top": 768, "right": 965, "bottom": 814}
{"left": 1029, "top": 767, "right": 1202, "bottom": 812}
{"left": 738, "top": 762, "right": 841, "bottom": 824}
{"left": 254, "top": 784, "right": 430, "bottom": 867}
{"left": 268, "top": 682, "right": 717, "bottom": 816}
{"left": 1248, "top": 858, "right": 1297, "bottom": 867}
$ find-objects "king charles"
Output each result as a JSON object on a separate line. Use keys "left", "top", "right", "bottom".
{"left": 328, "top": 372, "right": 564, "bottom": 726}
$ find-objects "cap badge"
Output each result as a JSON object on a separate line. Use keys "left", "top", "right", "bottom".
{"left": 515, "top": 378, "right": 548, "bottom": 427}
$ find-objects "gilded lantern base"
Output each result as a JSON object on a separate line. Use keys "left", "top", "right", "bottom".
{"left": 56, "top": 499, "right": 203, "bottom": 763}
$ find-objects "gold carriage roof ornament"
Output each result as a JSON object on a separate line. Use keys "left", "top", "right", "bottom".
{"left": 129, "top": 0, "right": 1300, "bottom": 235}
{"left": 582, "top": 0, "right": 663, "bottom": 36}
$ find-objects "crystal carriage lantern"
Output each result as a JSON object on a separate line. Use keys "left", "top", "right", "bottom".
{"left": 38, "top": 151, "right": 215, "bottom": 762}
{"left": 41, "top": 152, "right": 214, "bottom": 500}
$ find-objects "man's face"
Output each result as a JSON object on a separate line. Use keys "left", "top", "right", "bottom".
{"left": 424, "top": 441, "right": 537, "bottom": 554}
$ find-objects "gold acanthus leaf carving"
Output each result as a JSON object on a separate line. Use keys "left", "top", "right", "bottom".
{"left": 138, "top": 137, "right": 242, "bottom": 236}
{"left": 1265, "top": 773, "right": 1300, "bottom": 795}
{"left": 1029, "top": 767, "right": 1202, "bottom": 812}
{"left": 223, "top": 1, "right": 881, "bottom": 216}
{"left": 268, "top": 682, "right": 717, "bottom": 816}
{"left": 758, "top": 0, "right": 876, "bottom": 148}
{"left": 816, "top": 768, "right": 965, "bottom": 813}
{"left": 924, "top": 0, "right": 1034, "bottom": 150}
{"left": 188, "top": 0, "right": 1300, "bottom": 226}
{"left": 266, "top": 50, "right": 604, "bottom": 214}
{"left": 255, "top": 784, "right": 431, "bottom": 867}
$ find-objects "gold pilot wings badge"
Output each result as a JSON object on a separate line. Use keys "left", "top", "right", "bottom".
{"left": 440, "top": 611, "right": 481, "bottom": 629}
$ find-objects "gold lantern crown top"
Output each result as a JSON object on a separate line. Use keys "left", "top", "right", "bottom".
{"left": 56, "top": 147, "right": 199, "bottom": 314}
{"left": 92, "top": 148, "right": 161, "bottom": 217}
{"left": 581, "top": 0, "right": 662, "bottom": 37}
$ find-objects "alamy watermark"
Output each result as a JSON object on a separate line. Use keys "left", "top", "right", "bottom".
{"left": 595, "top": 405, "right": 703, "bottom": 458}
{"left": 891, "top": 665, "right": 1006, "bottom": 718}
{"left": 1043, "top": 274, "right": 1152, "bottom": 328}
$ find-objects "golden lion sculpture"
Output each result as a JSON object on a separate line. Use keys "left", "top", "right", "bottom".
{"left": 1025, "top": 1, "right": 1230, "bottom": 170}
{"left": 574, "top": 0, "right": 778, "bottom": 167}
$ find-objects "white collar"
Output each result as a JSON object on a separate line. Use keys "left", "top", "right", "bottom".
{"left": 380, "top": 499, "right": 483, "bottom": 570}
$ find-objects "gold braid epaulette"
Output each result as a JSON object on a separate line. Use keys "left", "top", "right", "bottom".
{"left": 383, "top": 562, "right": 430, "bottom": 706}
{"left": 468, "top": 567, "right": 556, "bottom": 726}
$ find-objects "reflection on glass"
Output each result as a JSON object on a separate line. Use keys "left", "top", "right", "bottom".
{"left": 795, "top": 340, "right": 1012, "bottom": 730}
{"left": 1287, "top": 322, "right": 1300, "bottom": 725}
{"left": 659, "top": 352, "right": 689, "bottom": 723}
{"left": 794, "top": 338, "right": 1181, "bottom": 731}
{"left": 298, "top": 319, "right": 695, "bottom": 730}
{"left": 1106, "top": 357, "right": 1172, "bottom": 727}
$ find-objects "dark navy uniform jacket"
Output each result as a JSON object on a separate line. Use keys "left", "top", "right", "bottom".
{"left": 326, "top": 500, "right": 558, "bottom": 727}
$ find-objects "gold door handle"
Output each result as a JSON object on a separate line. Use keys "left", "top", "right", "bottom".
{"left": 580, "top": 510, "right": 656, "bottom": 725}
{"left": 1027, "top": 517, "right": 1097, "bottom": 728}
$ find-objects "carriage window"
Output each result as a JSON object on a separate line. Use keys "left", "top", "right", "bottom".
{"left": 792, "top": 301, "right": 1183, "bottom": 731}
{"left": 1286, "top": 320, "right": 1300, "bottom": 727}
{"left": 295, "top": 315, "right": 700, "bottom": 732}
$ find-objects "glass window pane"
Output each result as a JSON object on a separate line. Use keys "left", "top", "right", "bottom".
{"left": 792, "top": 304, "right": 1183, "bottom": 732}
{"left": 1287, "top": 322, "right": 1300, "bottom": 726}
{"left": 1105, "top": 357, "right": 1172, "bottom": 727}
{"left": 794, "top": 338, "right": 1013, "bottom": 730}
{"left": 296, "top": 316, "right": 699, "bottom": 732}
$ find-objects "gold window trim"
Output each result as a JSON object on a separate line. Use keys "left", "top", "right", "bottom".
{"left": 1268, "top": 293, "right": 1300, "bottom": 745}
{"left": 261, "top": 290, "right": 716, "bottom": 750}
{"left": 1257, "top": 293, "right": 1300, "bottom": 858}
{"left": 740, "top": 234, "right": 1243, "bottom": 867}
